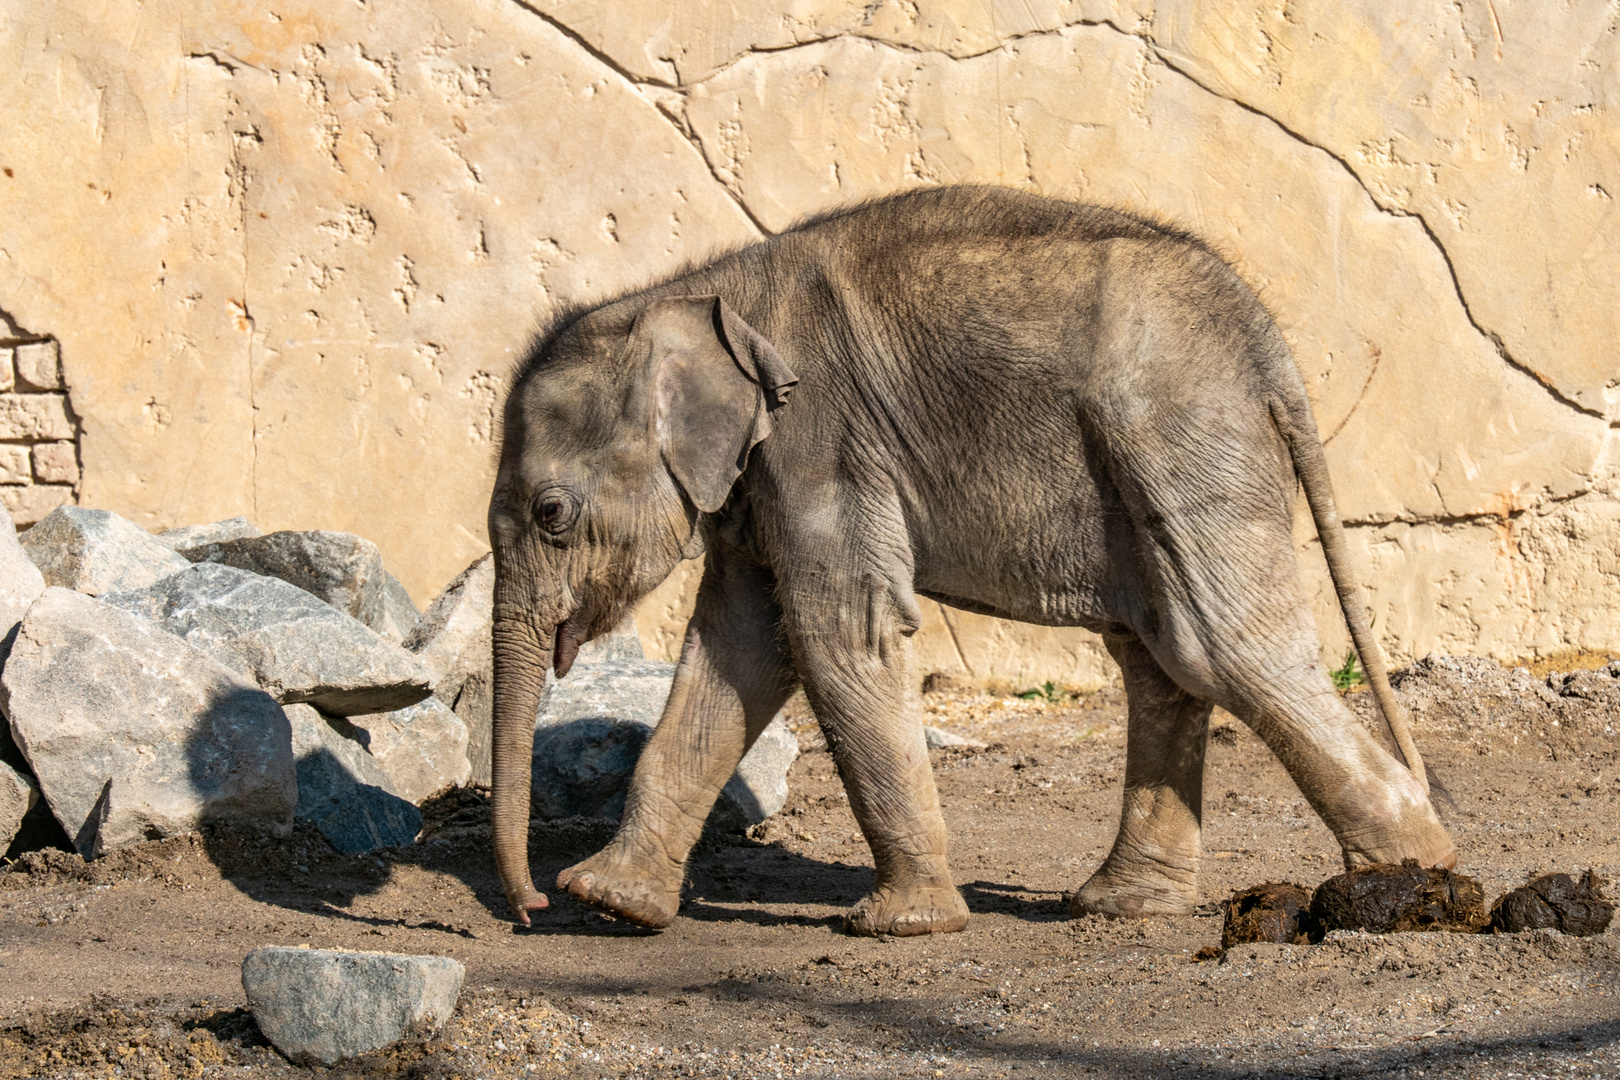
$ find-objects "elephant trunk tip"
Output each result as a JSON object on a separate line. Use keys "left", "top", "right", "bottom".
{"left": 507, "top": 880, "right": 550, "bottom": 925}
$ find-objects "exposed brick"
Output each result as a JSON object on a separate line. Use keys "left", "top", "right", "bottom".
{"left": 0, "top": 485, "right": 72, "bottom": 527}
{"left": 14, "top": 340, "right": 60, "bottom": 391}
{"left": 0, "top": 394, "right": 74, "bottom": 441}
{"left": 0, "top": 348, "right": 13, "bottom": 393}
{"left": 0, "top": 446, "right": 30, "bottom": 485}
{"left": 31, "top": 441, "right": 78, "bottom": 485}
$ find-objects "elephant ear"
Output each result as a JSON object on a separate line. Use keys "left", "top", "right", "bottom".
{"left": 640, "top": 295, "right": 798, "bottom": 513}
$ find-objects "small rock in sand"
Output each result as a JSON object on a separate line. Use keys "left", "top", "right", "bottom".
{"left": 924, "top": 725, "right": 987, "bottom": 750}
{"left": 241, "top": 946, "right": 463, "bottom": 1065}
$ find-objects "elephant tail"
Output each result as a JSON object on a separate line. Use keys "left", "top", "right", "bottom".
{"left": 1268, "top": 397, "right": 1431, "bottom": 797}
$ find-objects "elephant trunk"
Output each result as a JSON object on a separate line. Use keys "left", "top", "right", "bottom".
{"left": 490, "top": 613, "right": 553, "bottom": 923}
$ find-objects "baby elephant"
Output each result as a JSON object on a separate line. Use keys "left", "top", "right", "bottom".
{"left": 486, "top": 185, "right": 1453, "bottom": 935}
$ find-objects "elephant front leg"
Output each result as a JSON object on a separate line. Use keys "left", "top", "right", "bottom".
{"left": 785, "top": 573, "right": 969, "bottom": 937}
{"left": 558, "top": 553, "right": 794, "bottom": 928}
{"left": 1071, "top": 635, "right": 1211, "bottom": 918}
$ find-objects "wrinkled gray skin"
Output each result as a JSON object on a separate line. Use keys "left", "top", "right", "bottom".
{"left": 488, "top": 186, "right": 1454, "bottom": 936}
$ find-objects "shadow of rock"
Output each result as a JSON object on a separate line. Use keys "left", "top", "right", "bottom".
{"left": 188, "top": 687, "right": 396, "bottom": 914}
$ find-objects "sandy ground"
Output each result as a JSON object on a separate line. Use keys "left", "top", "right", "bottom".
{"left": 2, "top": 657, "right": 1619, "bottom": 1079}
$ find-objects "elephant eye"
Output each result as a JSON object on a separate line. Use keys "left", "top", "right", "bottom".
{"left": 534, "top": 488, "right": 580, "bottom": 536}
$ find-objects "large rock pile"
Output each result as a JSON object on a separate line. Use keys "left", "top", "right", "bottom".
{"left": 0, "top": 507, "right": 451, "bottom": 858}
{"left": 0, "top": 506, "right": 798, "bottom": 860}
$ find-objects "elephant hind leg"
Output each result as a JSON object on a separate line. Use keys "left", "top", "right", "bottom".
{"left": 1191, "top": 631, "right": 1455, "bottom": 873}
{"left": 1135, "top": 555, "right": 1454, "bottom": 875}
{"left": 1071, "top": 634, "right": 1211, "bottom": 918}
{"left": 1086, "top": 392, "right": 1453, "bottom": 878}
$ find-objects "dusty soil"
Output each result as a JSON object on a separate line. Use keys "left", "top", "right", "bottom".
{"left": 3, "top": 654, "right": 1620, "bottom": 1079}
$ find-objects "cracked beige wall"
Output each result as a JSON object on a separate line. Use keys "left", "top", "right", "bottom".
{"left": 1, "top": 0, "right": 1615, "bottom": 683}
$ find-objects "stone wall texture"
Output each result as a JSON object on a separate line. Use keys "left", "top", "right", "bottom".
{"left": 2, "top": 1, "right": 1615, "bottom": 685}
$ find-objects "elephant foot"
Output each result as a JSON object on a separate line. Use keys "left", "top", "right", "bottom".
{"left": 1334, "top": 771, "right": 1458, "bottom": 871}
{"left": 1340, "top": 820, "right": 1457, "bottom": 871}
{"left": 1069, "top": 853, "right": 1198, "bottom": 919}
{"left": 845, "top": 881, "right": 970, "bottom": 937}
{"left": 557, "top": 845, "right": 683, "bottom": 930}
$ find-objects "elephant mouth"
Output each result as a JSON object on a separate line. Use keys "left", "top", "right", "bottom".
{"left": 553, "top": 616, "right": 584, "bottom": 678}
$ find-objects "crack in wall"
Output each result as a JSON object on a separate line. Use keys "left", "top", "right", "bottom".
{"left": 1339, "top": 479, "right": 1603, "bottom": 530}
{"left": 671, "top": 116, "right": 774, "bottom": 236}
{"left": 1127, "top": 40, "right": 1606, "bottom": 426}
{"left": 224, "top": 99, "right": 260, "bottom": 524}
{"left": 503, "top": 0, "right": 769, "bottom": 237}
{"left": 1322, "top": 344, "right": 1382, "bottom": 447}
{"left": 511, "top": 6, "right": 1603, "bottom": 434}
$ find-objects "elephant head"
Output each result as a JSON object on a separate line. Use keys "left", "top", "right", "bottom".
{"left": 486, "top": 293, "right": 797, "bottom": 922}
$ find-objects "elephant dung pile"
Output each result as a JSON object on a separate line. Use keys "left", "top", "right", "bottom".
{"left": 1219, "top": 862, "right": 1614, "bottom": 950}
{"left": 1487, "top": 870, "right": 1616, "bottom": 935}
{"left": 0, "top": 506, "right": 796, "bottom": 862}
{"left": 1220, "top": 882, "right": 1315, "bottom": 950}
{"left": 1310, "top": 860, "right": 1490, "bottom": 935}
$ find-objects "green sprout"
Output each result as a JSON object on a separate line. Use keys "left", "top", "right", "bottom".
{"left": 1018, "top": 680, "right": 1062, "bottom": 702}
{"left": 1330, "top": 650, "right": 1364, "bottom": 691}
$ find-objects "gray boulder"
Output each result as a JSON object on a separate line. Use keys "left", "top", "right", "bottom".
{"left": 404, "top": 555, "right": 491, "bottom": 701}
{"left": 723, "top": 716, "right": 800, "bottom": 824}
{"left": 182, "top": 530, "right": 400, "bottom": 638}
{"left": 286, "top": 704, "right": 421, "bottom": 854}
{"left": 0, "top": 505, "right": 43, "bottom": 645}
{"left": 0, "top": 758, "right": 37, "bottom": 852}
{"left": 242, "top": 946, "right": 463, "bottom": 1066}
{"left": 532, "top": 657, "right": 797, "bottom": 826}
{"left": 154, "top": 516, "right": 261, "bottom": 550}
{"left": 347, "top": 697, "right": 471, "bottom": 805}
{"left": 536, "top": 657, "right": 676, "bottom": 731}
{"left": 404, "top": 555, "right": 494, "bottom": 783}
{"left": 2, "top": 587, "right": 296, "bottom": 856}
{"left": 454, "top": 670, "right": 495, "bottom": 788}
{"left": 103, "top": 563, "right": 431, "bottom": 716}
{"left": 377, "top": 572, "right": 422, "bottom": 645}
{"left": 21, "top": 506, "right": 189, "bottom": 596}
{"left": 576, "top": 619, "right": 648, "bottom": 664}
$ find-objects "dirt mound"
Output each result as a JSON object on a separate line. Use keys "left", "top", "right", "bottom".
{"left": 1348, "top": 654, "right": 1620, "bottom": 758}
{"left": 1220, "top": 882, "right": 1315, "bottom": 948}
{"left": 1488, "top": 870, "right": 1616, "bottom": 936}
{"left": 0, "top": 1002, "right": 272, "bottom": 1080}
{"left": 0, "top": 833, "right": 220, "bottom": 892}
{"left": 1310, "top": 860, "right": 1488, "bottom": 936}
